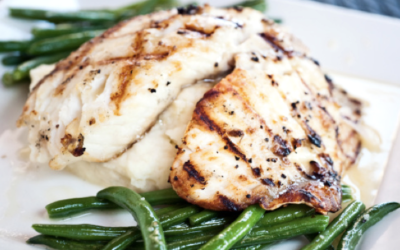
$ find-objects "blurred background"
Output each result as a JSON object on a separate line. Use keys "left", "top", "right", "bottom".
{"left": 310, "top": 0, "right": 400, "bottom": 18}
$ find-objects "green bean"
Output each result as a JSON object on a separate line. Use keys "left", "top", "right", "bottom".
{"left": 199, "top": 204, "right": 265, "bottom": 250}
{"left": 115, "top": 0, "right": 177, "bottom": 21}
{"left": 159, "top": 205, "right": 202, "bottom": 228}
{"left": 12, "top": 52, "right": 70, "bottom": 81}
{"left": 235, "top": 215, "right": 329, "bottom": 247}
{"left": 342, "top": 185, "right": 353, "bottom": 203}
{"left": 337, "top": 202, "right": 400, "bottom": 250}
{"left": 2, "top": 71, "right": 23, "bottom": 86}
{"left": 46, "top": 196, "right": 118, "bottom": 219}
{"left": 233, "top": 244, "right": 273, "bottom": 250}
{"left": 200, "top": 216, "right": 236, "bottom": 226}
{"left": 0, "top": 40, "right": 31, "bottom": 53}
{"left": 228, "top": 0, "right": 267, "bottom": 12}
{"left": 27, "top": 235, "right": 105, "bottom": 250}
{"left": 28, "top": 30, "right": 104, "bottom": 55}
{"left": 102, "top": 230, "right": 141, "bottom": 250}
{"left": 34, "top": 204, "right": 189, "bottom": 242}
{"left": 166, "top": 222, "right": 189, "bottom": 230}
{"left": 32, "top": 23, "right": 110, "bottom": 39}
{"left": 97, "top": 187, "right": 167, "bottom": 250}
{"left": 167, "top": 234, "right": 214, "bottom": 250}
{"left": 9, "top": 8, "right": 117, "bottom": 23}
{"left": 301, "top": 201, "right": 365, "bottom": 250}
{"left": 256, "top": 204, "right": 315, "bottom": 227}
{"left": 189, "top": 210, "right": 220, "bottom": 226}
{"left": 140, "top": 188, "right": 183, "bottom": 206}
{"left": 154, "top": 204, "right": 187, "bottom": 216}
{"left": 1, "top": 53, "right": 31, "bottom": 65}
{"left": 32, "top": 224, "right": 136, "bottom": 241}
{"left": 46, "top": 188, "right": 183, "bottom": 218}
{"left": 167, "top": 230, "right": 222, "bottom": 243}
{"left": 304, "top": 234, "right": 334, "bottom": 250}
{"left": 164, "top": 222, "right": 227, "bottom": 237}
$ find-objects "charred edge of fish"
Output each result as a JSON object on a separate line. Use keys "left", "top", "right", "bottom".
{"left": 227, "top": 129, "right": 244, "bottom": 137}
{"left": 219, "top": 195, "right": 241, "bottom": 212}
{"left": 261, "top": 178, "right": 275, "bottom": 186}
{"left": 297, "top": 189, "right": 319, "bottom": 204}
{"left": 272, "top": 135, "right": 292, "bottom": 157}
{"left": 309, "top": 160, "right": 340, "bottom": 186}
{"left": 305, "top": 123, "right": 322, "bottom": 148}
{"left": 177, "top": 4, "right": 200, "bottom": 15}
{"left": 183, "top": 161, "right": 206, "bottom": 184}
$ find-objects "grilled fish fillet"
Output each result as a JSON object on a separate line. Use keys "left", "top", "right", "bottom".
{"left": 170, "top": 20, "right": 363, "bottom": 214}
{"left": 18, "top": 6, "right": 267, "bottom": 170}
{"left": 19, "top": 5, "right": 363, "bottom": 204}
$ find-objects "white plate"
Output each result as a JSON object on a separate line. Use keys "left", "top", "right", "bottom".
{"left": 1, "top": 0, "right": 400, "bottom": 249}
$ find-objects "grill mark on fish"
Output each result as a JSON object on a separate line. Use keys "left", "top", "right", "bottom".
{"left": 304, "top": 122, "right": 322, "bottom": 148}
{"left": 183, "top": 23, "right": 217, "bottom": 37}
{"left": 183, "top": 160, "right": 206, "bottom": 184}
{"left": 110, "top": 64, "right": 136, "bottom": 115}
{"left": 272, "top": 135, "right": 292, "bottom": 157}
{"left": 219, "top": 195, "right": 241, "bottom": 211}
{"left": 227, "top": 129, "right": 244, "bottom": 137}
{"left": 261, "top": 178, "right": 275, "bottom": 186}
{"left": 259, "top": 33, "right": 292, "bottom": 56}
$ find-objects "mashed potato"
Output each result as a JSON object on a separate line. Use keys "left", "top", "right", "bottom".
{"left": 66, "top": 81, "right": 214, "bottom": 192}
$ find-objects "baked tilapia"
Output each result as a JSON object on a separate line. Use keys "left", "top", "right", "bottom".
{"left": 169, "top": 8, "right": 363, "bottom": 214}
{"left": 18, "top": 5, "right": 271, "bottom": 191}
{"left": 19, "top": 5, "right": 363, "bottom": 211}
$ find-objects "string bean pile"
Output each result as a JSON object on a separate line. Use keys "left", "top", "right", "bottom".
{"left": 0, "top": 0, "right": 266, "bottom": 86}
{"left": 27, "top": 185, "right": 399, "bottom": 250}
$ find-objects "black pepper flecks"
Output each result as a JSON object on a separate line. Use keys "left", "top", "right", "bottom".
{"left": 166, "top": 81, "right": 171, "bottom": 86}
{"left": 214, "top": 62, "right": 219, "bottom": 67}
{"left": 229, "top": 111, "right": 235, "bottom": 115}
{"left": 174, "top": 176, "right": 178, "bottom": 181}
{"left": 235, "top": 156, "right": 240, "bottom": 161}
{"left": 248, "top": 158, "right": 252, "bottom": 163}
{"left": 265, "top": 138, "right": 269, "bottom": 142}
{"left": 281, "top": 174, "right": 287, "bottom": 179}
{"left": 224, "top": 145, "right": 228, "bottom": 150}
{"left": 235, "top": 165, "right": 239, "bottom": 169}
{"left": 246, "top": 194, "right": 251, "bottom": 198}
{"left": 251, "top": 56, "right": 259, "bottom": 62}
{"left": 148, "top": 88, "right": 156, "bottom": 93}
